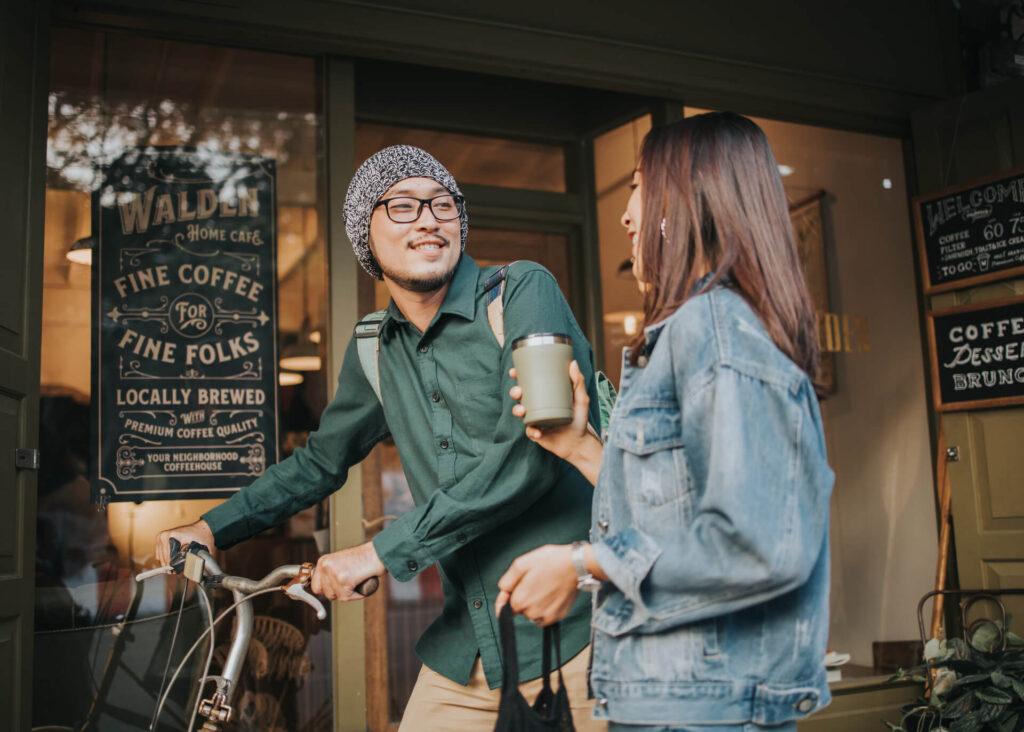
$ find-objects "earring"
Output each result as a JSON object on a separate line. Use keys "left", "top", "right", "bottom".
{"left": 660, "top": 218, "right": 668, "bottom": 241}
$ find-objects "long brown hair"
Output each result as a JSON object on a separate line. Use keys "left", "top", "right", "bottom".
{"left": 629, "top": 112, "right": 819, "bottom": 379}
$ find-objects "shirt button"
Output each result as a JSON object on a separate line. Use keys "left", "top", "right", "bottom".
{"left": 597, "top": 698, "right": 608, "bottom": 708}
{"left": 418, "top": 345, "right": 428, "bottom": 353}
{"left": 637, "top": 355, "right": 649, "bottom": 367}
{"left": 795, "top": 698, "right": 815, "bottom": 713}
{"left": 431, "top": 392, "right": 441, "bottom": 403}
{"left": 407, "top": 560, "right": 418, "bottom": 572}
{"left": 440, "top": 439, "right": 450, "bottom": 449}
{"left": 597, "top": 520, "right": 609, "bottom": 532}
{"left": 472, "top": 598, "right": 483, "bottom": 609}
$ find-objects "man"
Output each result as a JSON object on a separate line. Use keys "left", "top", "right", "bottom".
{"left": 155, "top": 145, "right": 604, "bottom": 730}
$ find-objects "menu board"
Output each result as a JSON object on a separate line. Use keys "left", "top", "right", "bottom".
{"left": 92, "top": 148, "right": 279, "bottom": 503}
{"left": 914, "top": 167, "right": 1024, "bottom": 293}
{"left": 926, "top": 295, "right": 1024, "bottom": 412}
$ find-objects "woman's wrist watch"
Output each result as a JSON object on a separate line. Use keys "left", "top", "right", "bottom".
{"left": 571, "top": 541, "right": 602, "bottom": 592}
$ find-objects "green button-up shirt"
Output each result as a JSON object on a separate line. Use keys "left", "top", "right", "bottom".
{"left": 203, "top": 255, "right": 597, "bottom": 689}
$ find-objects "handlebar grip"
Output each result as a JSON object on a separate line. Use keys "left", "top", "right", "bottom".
{"left": 355, "top": 576, "right": 380, "bottom": 597}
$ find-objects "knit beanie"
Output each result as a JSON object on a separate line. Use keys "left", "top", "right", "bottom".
{"left": 343, "top": 145, "right": 468, "bottom": 280}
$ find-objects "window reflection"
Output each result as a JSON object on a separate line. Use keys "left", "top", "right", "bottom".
{"left": 37, "top": 28, "right": 331, "bottom": 731}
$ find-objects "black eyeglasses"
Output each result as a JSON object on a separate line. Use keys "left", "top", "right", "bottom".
{"left": 374, "top": 194, "right": 465, "bottom": 224}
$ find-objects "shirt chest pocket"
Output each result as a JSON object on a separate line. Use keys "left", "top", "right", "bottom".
{"left": 609, "top": 405, "right": 692, "bottom": 522}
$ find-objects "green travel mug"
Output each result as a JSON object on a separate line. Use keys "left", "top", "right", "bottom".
{"left": 511, "top": 333, "right": 574, "bottom": 428}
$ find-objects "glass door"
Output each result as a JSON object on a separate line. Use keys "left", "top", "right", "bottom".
{"left": 353, "top": 122, "right": 587, "bottom": 729}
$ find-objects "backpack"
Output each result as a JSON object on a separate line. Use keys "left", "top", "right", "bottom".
{"left": 353, "top": 262, "right": 618, "bottom": 436}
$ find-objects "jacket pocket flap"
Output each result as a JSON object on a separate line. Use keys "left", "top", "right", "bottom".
{"left": 609, "top": 407, "right": 683, "bottom": 455}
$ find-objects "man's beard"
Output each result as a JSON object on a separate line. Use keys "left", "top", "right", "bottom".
{"left": 379, "top": 251, "right": 460, "bottom": 293}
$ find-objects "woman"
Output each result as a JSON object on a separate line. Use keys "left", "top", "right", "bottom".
{"left": 495, "top": 112, "right": 834, "bottom": 732}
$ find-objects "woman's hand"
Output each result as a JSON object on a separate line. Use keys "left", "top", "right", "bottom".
{"left": 510, "top": 360, "right": 604, "bottom": 485}
{"left": 495, "top": 544, "right": 579, "bottom": 627}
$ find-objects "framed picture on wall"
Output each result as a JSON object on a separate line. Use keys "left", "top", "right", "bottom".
{"left": 791, "top": 190, "right": 836, "bottom": 395}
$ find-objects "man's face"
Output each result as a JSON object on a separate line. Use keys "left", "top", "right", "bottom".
{"left": 368, "top": 177, "right": 462, "bottom": 293}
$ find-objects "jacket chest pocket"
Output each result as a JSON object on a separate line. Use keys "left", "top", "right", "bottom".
{"left": 609, "top": 405, "right": 692, "bottom": 523}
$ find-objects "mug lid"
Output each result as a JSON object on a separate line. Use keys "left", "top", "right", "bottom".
{"left": 512, "top": 332, "right": 572, "bottom": 349}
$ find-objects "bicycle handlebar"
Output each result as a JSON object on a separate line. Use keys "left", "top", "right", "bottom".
{"left": 136, "top": 538, "right": 380, "bottom": 730}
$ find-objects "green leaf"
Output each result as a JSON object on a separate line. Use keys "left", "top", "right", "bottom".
{"left": 980, "top": 701, "right": 1007, "bottom": 722}
{"left": 1010, "top": 677, "right": 1024, "bottom": 701}
{"left": 974, "top": 687, "right": 1014, "bottom": 705}
{"left": 971, "top": 622, "right": 1001, "bottom": 653}
{"left": 882, "top": 723, "right": 904, "bottom": 732}
{"left": 1006, "top": 631, "right": 1024, "bottom": 648}
{"left": 950, "top": 711, "right": 984, "bottom": 732}
{"left": 991, "top": 671, "right": 1011, "bottom": 688}
{"left": 942, "top": 691, "right": 976, "bottom": 719}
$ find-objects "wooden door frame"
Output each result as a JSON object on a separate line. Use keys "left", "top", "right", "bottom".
{"left": 1, "top": 2, "right": 51, "bottom": 729}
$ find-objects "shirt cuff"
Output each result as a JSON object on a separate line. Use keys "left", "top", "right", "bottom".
{"left": 592, "top": 528, "right": 662, "bottom": 609}
{"left": 372, "top": 519, "right": 436, "bottom": 582}
{"left": 202, "top": 503, "right": 250, "bottom": 550}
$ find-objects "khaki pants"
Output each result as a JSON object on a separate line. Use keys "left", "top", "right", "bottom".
{"left": 398, "top": 646, "right": 606, "bottom": 731}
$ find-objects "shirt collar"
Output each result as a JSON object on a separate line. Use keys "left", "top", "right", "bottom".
{"left": 384, "top": 254, "right": 480, "bottom": 329}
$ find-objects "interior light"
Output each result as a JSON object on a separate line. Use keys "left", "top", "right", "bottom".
{"left": 604, "top": 310, "right": 644, "bottom": 333}
{"left": 279, "top": 371, "right": 304, "bottom": 386}
{"left": 66, "top": 236, "right": 94, "bottom": 266}
{"left": 777, "top": 164, "right": 795, "bottom": 177}
{"left": 882, "top": 178, "right": 893, "bottom": 189}
{"left": 309, "top": 330, "right": 322, "bottom": 344}
{"left": 279, "top": 354, "right": 322, "bottom": 372}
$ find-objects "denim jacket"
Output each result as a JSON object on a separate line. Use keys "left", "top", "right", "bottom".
{"left": 589, "top": 282, "right": 834, "bottom": 727}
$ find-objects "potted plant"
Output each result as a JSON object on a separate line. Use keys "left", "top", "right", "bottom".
{"left": 885, "top": 622, "right": 1024, "bottom": 731}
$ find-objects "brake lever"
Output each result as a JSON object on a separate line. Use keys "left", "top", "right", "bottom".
{"left": 284, "top": 563, "right": 328, "bottom": 620}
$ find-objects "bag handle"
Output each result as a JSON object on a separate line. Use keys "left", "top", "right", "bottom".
{"left": 501, "top": 605, "right": 565, "bottom": 694}
{"left": 499, "top": 604, "right": 521, "bottom": 691}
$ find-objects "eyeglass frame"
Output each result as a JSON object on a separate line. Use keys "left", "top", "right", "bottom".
{"left": 372, "top": 193, "right": 465, "bottom": 224}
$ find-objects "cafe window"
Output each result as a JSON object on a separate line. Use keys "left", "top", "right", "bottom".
{"left": 356, "top": 122, "right": 568, "bottom": 193}
{"left": 594, "top": 110, "right": 938, "bottom": 681}
{"left": 36, "top": 28, "right": 332, "bottom": 730}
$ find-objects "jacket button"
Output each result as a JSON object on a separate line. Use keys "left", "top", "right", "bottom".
{"left": 419, "top": 345, "right": 428, "bottom": 353}
{"left": 473, "top": 598, "right": 483, "bottom": 609}
{"left": 597, "top": 520, "right": 609, "bottom": 532}
{"left": 456, "top": 532, "right": 467, "bottom": 543}
{"left": 795, "top": 698, "right": 815, "bottom": 713}
{"left": 637, "top": 355, "right": 648, "bottom": 367}
{"left": 407, "top": 560, "right": 418, "bottom": 572}
{"left": 431, "top": 392, "right": 441, "bottom": 403}
{"left": 440, "top": 439, "right": 450, "bottom": 449}
{"left": 597, "top": 698, "right": 608, "bottom": 708}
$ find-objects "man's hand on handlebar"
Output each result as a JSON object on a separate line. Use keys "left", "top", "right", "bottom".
{"left": 312, "top": 541, "right": 386, "bottom": 602}
{"left": 155, "top": 519, "right": 215, "bottom": 566}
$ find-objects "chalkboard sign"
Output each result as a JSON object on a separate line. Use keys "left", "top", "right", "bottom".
{"left": 926, "top": 295, "right": 1024, "bottom": 412}
{"left": 914, "top": 167, "right": 1024, "bottom": 294}
{"left": 92, "top": 148, "right": 280, "bottom": 502}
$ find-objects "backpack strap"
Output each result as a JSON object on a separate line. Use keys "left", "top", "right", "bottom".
{"left": 482, "top": 261, "right": 521, "bottom": 347}
{"left": 354, "top": 309, "right": 387, "bottom": 403}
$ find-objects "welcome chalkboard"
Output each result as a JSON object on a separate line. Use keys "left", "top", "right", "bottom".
{"left": 92, "top": 148, "right": 280, "bottom": 503}
{"left": 914, "top": 167, "right": 1024, "bottom": 294}
{"left": 927, "top": 295, "right": 1024, "bottom": 412}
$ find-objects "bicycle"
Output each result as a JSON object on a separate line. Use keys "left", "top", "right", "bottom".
{"left": 132, "top": 538, "right": 379, "bottom": 732}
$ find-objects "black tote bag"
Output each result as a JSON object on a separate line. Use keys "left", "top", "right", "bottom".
{"left": 493, "top": 604, "right": 576, "bottom": 732}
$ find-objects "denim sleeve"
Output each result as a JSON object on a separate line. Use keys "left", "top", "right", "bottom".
{"left": 202, "top": 336, "right": 388, "bottom": 548}
{"left": 592, "top": 364, "right": 833, "bottom": 631}
{"left": 373, "top": 268, "right": 599, "bottom": 581}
